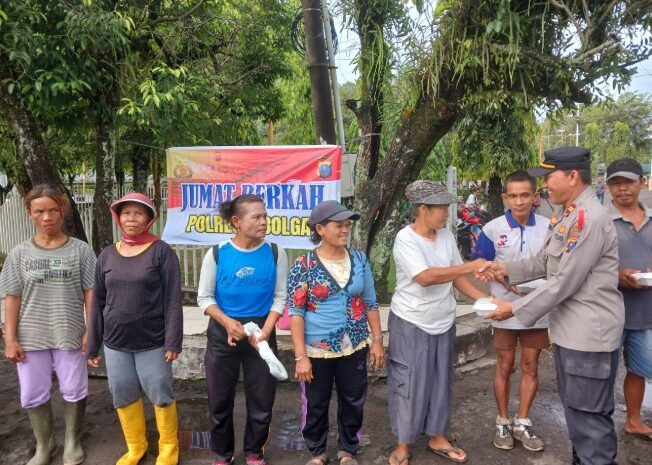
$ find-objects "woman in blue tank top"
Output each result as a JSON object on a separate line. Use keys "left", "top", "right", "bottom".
{"left": 197, "top": 194, "right": 288, "bottom": 465}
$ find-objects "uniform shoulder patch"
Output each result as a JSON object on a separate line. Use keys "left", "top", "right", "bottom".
{"left": 564, "top": 224, "right": 581, "bottom": 253}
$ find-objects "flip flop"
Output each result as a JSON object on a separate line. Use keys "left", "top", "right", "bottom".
{"left": 307, "top": 454, "right": 330, "bottom": 465}
{"left": 427, "top": 444, "right": 468, "bottom": 463}
{"left": 388, "top": 451, "right": 410, "bottom": 465}
{"left": 338, "top": 456, "right": 359, "bottom": 465}
{"left": 624, "top": 430, "right": 652, "bottom": 442}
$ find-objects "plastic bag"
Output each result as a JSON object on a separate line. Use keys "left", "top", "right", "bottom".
{"left": 243, "top": 322, "right": 288, "bottom": 381}
{"left": 276, "top": 303, "right": 291, "bottom": 330}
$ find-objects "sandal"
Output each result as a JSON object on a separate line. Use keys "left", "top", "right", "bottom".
{"left": 337, "top": 452, "right": 359, "bottom": 465}
{"left": 388, "top": 451, "right": 410, "bottom": 465}
{"left": 624, "top": 430, "right": 652, "bottom": 442}
{"left": 214, "top": 458, "right": 235, "bottom": 465}
{"left": 246, "top": 457, "right": 267, "bottom": 465}
{"left": 307, "top": 454, "right": 330, "bottom": 465}
{"left": 427, "top": 444, "right": 468, "bottom": 463}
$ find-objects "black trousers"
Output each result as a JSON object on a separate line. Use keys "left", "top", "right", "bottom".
{"left": 205, "top": 316, "right": 277, "bottom": 460}
{"left": 302, "top": 348, "right": 368, "bottom": 457}
{"left": 553, "top": 345, "right": 619, "bottom": 465}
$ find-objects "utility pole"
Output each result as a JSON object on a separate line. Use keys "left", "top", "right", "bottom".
{"left": 302, "top": 0, "right": 337, "bottom": 145}
{"left": 321, "top": 1, "right": 346, "bottom": 148}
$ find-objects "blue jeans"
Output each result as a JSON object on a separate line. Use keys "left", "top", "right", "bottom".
{"left": 622, "top": 329, "right": 652, "bottom": 378}
{"left": 104, "top": 345, "right": 175, "bottom": 408}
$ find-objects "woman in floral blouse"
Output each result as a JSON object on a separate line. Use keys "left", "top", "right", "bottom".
{"left": 288, "top": 200, "right": 384, "bottom": 465}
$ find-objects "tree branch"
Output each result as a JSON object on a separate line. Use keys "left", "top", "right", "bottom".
{"left": 221, "top": 65, "right": 270, "bottom": 87}
{"left": 152, "top": 0, "right": 204, "bottom": 25}
{"left": 596, "top": 0, "right": 620, "bottom": 30}
{"left": 345, "top": 98, "right": 362, "bottom": 116}
{"left": 581, "top": 0, "right": 592, "bottom": 29}
{"left": 549, "top": 0, "right": 586, "bottom": 46}
{"left": 571, "top": 37, "right": 619, "bottom": 63}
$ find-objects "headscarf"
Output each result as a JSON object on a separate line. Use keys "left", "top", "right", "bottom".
{"left": 110, "top": 193, "right": 159, "bottom": 245}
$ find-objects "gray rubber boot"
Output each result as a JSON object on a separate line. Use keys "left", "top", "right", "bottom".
{"left": 63, "top": 398, "right": 86, "bottom": 465}
{"left": 26, "top": 400, "right": 59, "bottom": 465}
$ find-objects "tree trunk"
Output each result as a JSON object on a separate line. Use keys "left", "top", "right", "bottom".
{"left": 115, "top": 168, "right": 125, "bottom": 197}
{"left": 152, "top": 150, "right": 162, "bottom": 216}
{"left": 92, "top": 109, "right": 116, "bottom": 253}
{"left": 131, "top": 145, "right": 150, "bottom": 194}
{"left": 0, "top": 180, "right": 13, "bottom": 205}
{"left": 9, "top": 153, "right": 31, "bottom": 197}
{"left": 352, "top": 92, "right": 458, "bottom": 295}
{"left": 487, "top": 175, "right": 504, "bottom": 219}
{"left": 0, "top": 87, "right": 88, "bottom": 242}
{"left": 350, "top": 0, "right": 390, "bottom": 182}
{"left": 348, "top": 3, "right": 458, "bottom": 301}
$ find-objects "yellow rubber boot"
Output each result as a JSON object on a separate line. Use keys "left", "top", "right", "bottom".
{"left": 153, "top": 401, "right": 179, "bottom": 465}
{"left": 115, "top": 398, "right": 148, "bottom": 465}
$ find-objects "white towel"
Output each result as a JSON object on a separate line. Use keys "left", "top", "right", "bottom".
{"left": 243, "top": 322, "right": 288, "bottom": 381}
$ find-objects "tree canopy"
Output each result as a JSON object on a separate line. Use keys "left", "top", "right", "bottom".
{"left": 543, "top": 91, "right": 652, "bottom": 171}
{"left": 0, "top": 0, "right": 295, "bottom": 250}
{"left": 336, "top": 0, "right": 652, "bottom": 294}
{"left": 1, "top": 0, "right": 651, "bottom": 267}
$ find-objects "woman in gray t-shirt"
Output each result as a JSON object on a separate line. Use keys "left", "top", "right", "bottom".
{"left": 0, "top": 184, "right": 96, "bottom": 465}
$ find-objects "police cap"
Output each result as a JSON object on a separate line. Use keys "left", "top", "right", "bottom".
{"left": 527, "top": 146, "right": 591, "bottom": 177}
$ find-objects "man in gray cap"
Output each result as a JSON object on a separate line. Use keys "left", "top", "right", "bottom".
{"left": 388, "top": 180, "right": 489, "bottom": 465}
{"left": 606, "top": 158, "right": 652, "bottom": 442}
{"left": 480, "top": 146, "right": 625, "bottom": 465}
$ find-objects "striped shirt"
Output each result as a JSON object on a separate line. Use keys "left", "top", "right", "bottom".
{"left": 0, "top": 237, "right": 96, "bottom": 350}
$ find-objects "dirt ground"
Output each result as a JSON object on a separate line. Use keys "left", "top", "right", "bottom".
{"left": 1, "top": 343, "right": 651, "bottom": 465}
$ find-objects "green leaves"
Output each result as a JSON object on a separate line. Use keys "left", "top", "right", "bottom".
{"left": 0, "top": 0, "right": 296, "bottom": 188}
{"left": 452, "top": 91, "right": 537, "bottom": 179}
{"left": 433, "top": 0, "right": 454, "bottom": 18}
{"left": 543, "top": 92, "right": 652, "bottom": 168}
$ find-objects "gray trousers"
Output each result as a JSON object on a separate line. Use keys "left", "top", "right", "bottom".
{"left": 553, "top": 345, "right": 619, "bottom": 465}
{"left": 387, "top": 312, "right": 455, "bottom": 444}
{"left": 104, "top": 345, "right": 175, "bottom": 409}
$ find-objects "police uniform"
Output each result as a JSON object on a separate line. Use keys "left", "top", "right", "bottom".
{"left": 502, "top": 147, "right": 625, "bottom": 465}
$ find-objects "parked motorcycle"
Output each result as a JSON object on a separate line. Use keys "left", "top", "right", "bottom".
{"left": 456, "top": 204, "right": 489, "bottom": 259}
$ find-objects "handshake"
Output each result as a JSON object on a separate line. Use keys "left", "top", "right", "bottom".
{"left": 468, "top": 259, "right": 508, "bottom": 283}
{"left": 467, "top": 259, "right": 518, "bottom": 321}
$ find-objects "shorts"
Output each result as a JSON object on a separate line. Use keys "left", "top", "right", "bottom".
{"left": 493, "top": 328, "right": 549, "bottom": 351}
{"left": 622, "top": 329, "right": 652, "bottom": 379}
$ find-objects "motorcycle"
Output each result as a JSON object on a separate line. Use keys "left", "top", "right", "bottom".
{"left": 456, "top": 204, "right": 489, "bottom": 259}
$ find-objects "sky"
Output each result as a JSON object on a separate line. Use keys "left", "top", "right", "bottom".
{"left": 330, "top": 16, "right": 652, "bottom": 97}
{"left": 627, "top": 57, "right": 652, "bottom": 95}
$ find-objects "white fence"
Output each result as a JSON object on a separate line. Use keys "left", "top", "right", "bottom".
{"left": 0, "top": 191, "right": 210, "bottom": 289}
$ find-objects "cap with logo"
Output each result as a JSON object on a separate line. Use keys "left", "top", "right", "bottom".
{"left": 308, "top": 200, "right": 360, "bottom": 228}
{"left": 527, "top": 146, "right": 591, "bottom": 177}
{"left": 405, "top": 180, "right": 458, "bottom": 205}
{"left": 606, "top": 157, "right": 644, "bottom": 182}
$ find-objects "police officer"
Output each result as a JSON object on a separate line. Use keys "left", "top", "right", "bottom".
{"left": 479, "top": 146, "right": 625, "bottom": 465}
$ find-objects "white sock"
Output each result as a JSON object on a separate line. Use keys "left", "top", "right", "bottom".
{"left": 513, "top": 417, "right": 532, "bottom": 427}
